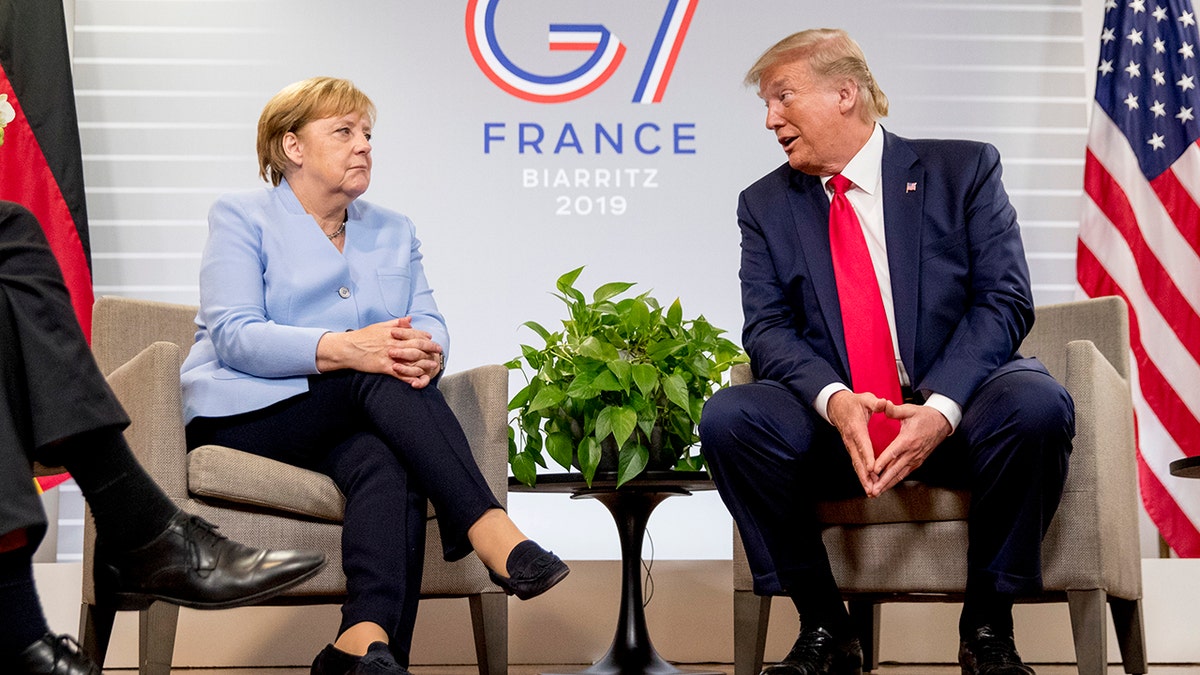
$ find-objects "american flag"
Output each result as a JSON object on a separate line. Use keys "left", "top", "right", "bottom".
{"left": 1078, "top": 0, "right": 1200, "bottom": 557}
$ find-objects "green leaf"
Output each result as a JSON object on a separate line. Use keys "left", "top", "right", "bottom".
{"left": 565, "top": 371, "right": 600, "bottom": 399}
{"left": 578, "top": 336, "right": 619, "bottom": 361}
{"left": 593, "top": 281, "right": 636, "bottom": 303}
{"left": 631, "top": 363, "right": 659, "bottom": 395}
{"left": 616, "top": 444, "right": 650, "bottom": 487}
{"left": 528, "top": 385, "right": 565, "bottom": 413}
{"left": 578, "top": 437, "right": 602, "bottom": 486}
{"left": 666, "top": 297, "right": 683, "bottom": 326}
{"left": 556, "top": 268, "right": 586, "bottom": 304}
{"left": 520, "top": 343, "right": 544, "bottom": 362}
{"left": 596, "top": 405, "right": 638, "bottom": 448}
{"left": 545, "top": 431, "right": 574, "bottom": 470}
{"left": 607, "top": 359, "right": 632, "bottom": 389}
{"left": 663, "top": 373, "right": 691, "bottom": 412}
{"left": 508, "top": 382, "right": 533, "bottom": 411}
{"left": 512, "top": 452, "right": 539, "bottom": 487}
{"left": 592, "top": 369, "right": 623, "bottom": 392}
{"left": 521, "top": 320, "right": 552, "bottom": 343}
{"left": 556, "top": 266, "right": 585, "bottom": 291}
{"left": 647, "top": 338, "right": 685, "bottom": 361}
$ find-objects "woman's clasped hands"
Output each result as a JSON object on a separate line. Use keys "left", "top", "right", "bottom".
{"left": 316, "top": 316, "right": 443, "bottom": 388}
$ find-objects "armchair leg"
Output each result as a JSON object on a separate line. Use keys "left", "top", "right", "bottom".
{"left": 139, "top": 601, "right": 178, "bottom": 675}
{"left": 848, "top": 599, "right": 880, "bottom": 672}
{"left": 78, "top": 601, "right": 115, "bottom": 668}
{"left": 734, "top": 590, "right": 771, "bottom": 675}
{"left": 1109, "top": 596, "right": 1148, "bottom": 674}
{"left": 1066, "top": 589, "right": 1108, "bottom": 675}
{"left": 469, "top": 591, "right": 508, "bottom": 675}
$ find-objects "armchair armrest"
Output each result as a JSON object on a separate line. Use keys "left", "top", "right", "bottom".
{"left": 439, "top": 364, "right": 510, "bottom": 507}
{"left": 1055, "top": 337, "right": 1141, "bottom": 596}
{"left": 1021, "top": 296, "right": 1130, "bottom": 383}
{"left": 105, "top": 341, "right": 190, "bottom": 501}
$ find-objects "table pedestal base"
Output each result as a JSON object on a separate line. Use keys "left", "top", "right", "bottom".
{"left": 539, "top": 487, "right": 722, "bottom": 675}
{"left": 539, "top": 664, "right": 725, "bottom": 675}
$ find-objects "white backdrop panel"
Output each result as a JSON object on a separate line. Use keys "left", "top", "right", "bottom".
{"left": 72, "top": 0, "right": 1091, "bottom": 560}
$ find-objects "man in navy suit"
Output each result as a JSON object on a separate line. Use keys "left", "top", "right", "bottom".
{"left": 699, "top": 29, "right": 1073, "bottom": 675}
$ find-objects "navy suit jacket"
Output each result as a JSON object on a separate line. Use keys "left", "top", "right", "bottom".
{"left": 738, "top": 130, "right": 1041, "bottom": 411}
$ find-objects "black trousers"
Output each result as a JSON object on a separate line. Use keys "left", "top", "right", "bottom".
{"left": 699, "top": 363, "right": 1074, "bottom": 601}
{"left": 0, "top": 201, "right": 128, "bottom": 545}
{"left": 186, "top": 370, "right": 502, "bottom": 664}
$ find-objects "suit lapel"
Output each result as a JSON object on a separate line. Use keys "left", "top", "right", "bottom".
{"left": 880, "top": 132, "right": 924, "bottom": 379}
{"left": 785, "top": 170, "right": 851, "bottom": 377}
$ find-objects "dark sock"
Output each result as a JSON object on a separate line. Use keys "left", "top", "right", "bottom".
{"left": 52, "top": 427, "right": 176, "bottom": 551}
{"left": 960, "top": 590, "right": 1015, "bottom": 640}
{"left": 312, "top": 642, "right": 362, "bottom": 675}
{"left": 787, "top": 570, "right": 852, "bottom": 636}
{"left": 0, "top": 549, "right": 50, "bottom": 657}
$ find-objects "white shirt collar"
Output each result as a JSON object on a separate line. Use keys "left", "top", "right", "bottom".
{"left": 820, "top": 122, "right": 884, "bottom": 196}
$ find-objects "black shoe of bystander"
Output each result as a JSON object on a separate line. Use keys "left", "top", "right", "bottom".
{"left": 95, "top": 510, "right": 325, "bottom": 609}
{"left": 16, "top": 633, "right": 101, "bottom": 675}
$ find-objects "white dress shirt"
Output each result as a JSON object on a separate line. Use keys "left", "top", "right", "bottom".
{"left": 812, "top": 123, "right": 963, "bottom": 432}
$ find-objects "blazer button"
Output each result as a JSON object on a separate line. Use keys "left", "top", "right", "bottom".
{"left": 338, "top": 286, "right": 351, "bottom": 299}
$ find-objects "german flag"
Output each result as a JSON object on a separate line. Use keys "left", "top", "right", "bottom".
{"left": 1, "top": 1, "right": 91, "bottom": 493}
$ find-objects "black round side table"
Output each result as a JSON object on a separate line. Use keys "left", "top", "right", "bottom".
{"left": 1169, "top": 456, "right": 1200, "bottom": 478}
{"left": 509, "top": 470, "right": 723, "bottom": 675}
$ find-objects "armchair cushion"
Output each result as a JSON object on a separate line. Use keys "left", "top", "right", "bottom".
{"left": 817, "top": 482, "right": 970, "bottom": 525}
{"left": 187, "top": 445, "right": 345, "bottom": 523}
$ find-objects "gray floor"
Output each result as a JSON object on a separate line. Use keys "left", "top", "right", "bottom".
{"left": 103, "top": 665, "right": 1200, "bottom": 674}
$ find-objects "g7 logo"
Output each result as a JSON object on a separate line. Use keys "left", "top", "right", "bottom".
{"left": 465, "top": 0, "right": 698, "bottom": 104}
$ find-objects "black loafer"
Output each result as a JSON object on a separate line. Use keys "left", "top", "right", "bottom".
{"left": 488, "top": 539, "right": 569, "bottom": 600}
{"left": 96, "top": 510, "right": 326, "bottom": 609}
{"left": 312, "top": 641, "right": 411, "bottom": 675}
{"left": 17, "top": 633, "right": 100, "bottom": 675}
{"left": 959, "top": 625, "right": 1035, "bottom": 675}
{"left": 762, "top": 625, "right": 863, "bottom": 675}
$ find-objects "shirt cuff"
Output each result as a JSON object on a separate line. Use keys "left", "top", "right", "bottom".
{"left": 923, "top": 393, "right": 962, "bottom": 433}
{"left": 814, "top": 382, "right": 850, "bottom": 424}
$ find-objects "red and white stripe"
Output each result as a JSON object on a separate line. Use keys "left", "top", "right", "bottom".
{"left": 1078, "top": 103, "right": 1200, "bottom": 556}
{"left": 548, "top": 28, "right": 602, "bottom": 52}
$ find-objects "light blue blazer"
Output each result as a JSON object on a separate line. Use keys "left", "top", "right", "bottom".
{"left": 180, "top": 179, "right": 449, "bottom": 423}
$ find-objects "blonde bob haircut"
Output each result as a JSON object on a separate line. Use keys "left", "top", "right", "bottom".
{"left": 745, "top": 28, "right": 888, "bottom": 123}
{"left": 256, "top": 76, "right": 377, "bottom": 186}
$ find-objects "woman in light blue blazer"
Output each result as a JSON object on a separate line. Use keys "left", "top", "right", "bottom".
{"left": 181, "top": 77, "right": 568, "bottom": 675}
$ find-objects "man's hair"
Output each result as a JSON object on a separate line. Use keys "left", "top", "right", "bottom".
{"left": 745, "top": 28, "right": 888, "bottom": 122}
{"left": 256, "top": 76, "right": 376, "bottom": 186}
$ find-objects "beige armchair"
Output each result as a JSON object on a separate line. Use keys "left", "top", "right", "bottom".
{"left": 81, "top": 296, "right": 510, "bottom": 675}
{"left": 731, "top": 296, "right": 1146, "bottom": 675}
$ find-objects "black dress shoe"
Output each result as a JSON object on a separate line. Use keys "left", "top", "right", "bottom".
{"left": 487, "top": 539, "right": 569, "bottom": 600}
{"left": 96, "top": 510, "right": 326, "bottom": 609}
{"left": 959, "top": 625, "right": 1036, "bottom": 675}
{"left": 17, "top": 633, "right": 100, "bottom": 675}
{"left": 761, "top": 626, "right": 863, "bottom": 675}
{"left": 312, "top": 641, "right": 411, "bottom": 674}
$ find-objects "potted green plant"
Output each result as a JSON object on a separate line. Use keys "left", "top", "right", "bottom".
{"left": 506, "top": 267, "right": 747, "bottom": 487}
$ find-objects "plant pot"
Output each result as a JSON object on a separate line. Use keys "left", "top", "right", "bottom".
{"left": 585, "top": 425, "right": 679, "bottom": 474}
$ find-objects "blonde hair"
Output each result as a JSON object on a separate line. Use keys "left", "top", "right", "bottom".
{"left": 256, "top": 77, "right": 376, "bottom": 186}
{"left": 745, "top": 28, "right": 888, "bottom": 122}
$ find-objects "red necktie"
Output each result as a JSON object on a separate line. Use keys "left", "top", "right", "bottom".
{"left": 828, "top": 174, "right": 902, "bottom": 457}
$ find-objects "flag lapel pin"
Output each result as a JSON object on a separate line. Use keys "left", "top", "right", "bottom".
{"left": 906, "top": 182, "right": 918, "bottom": 193}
